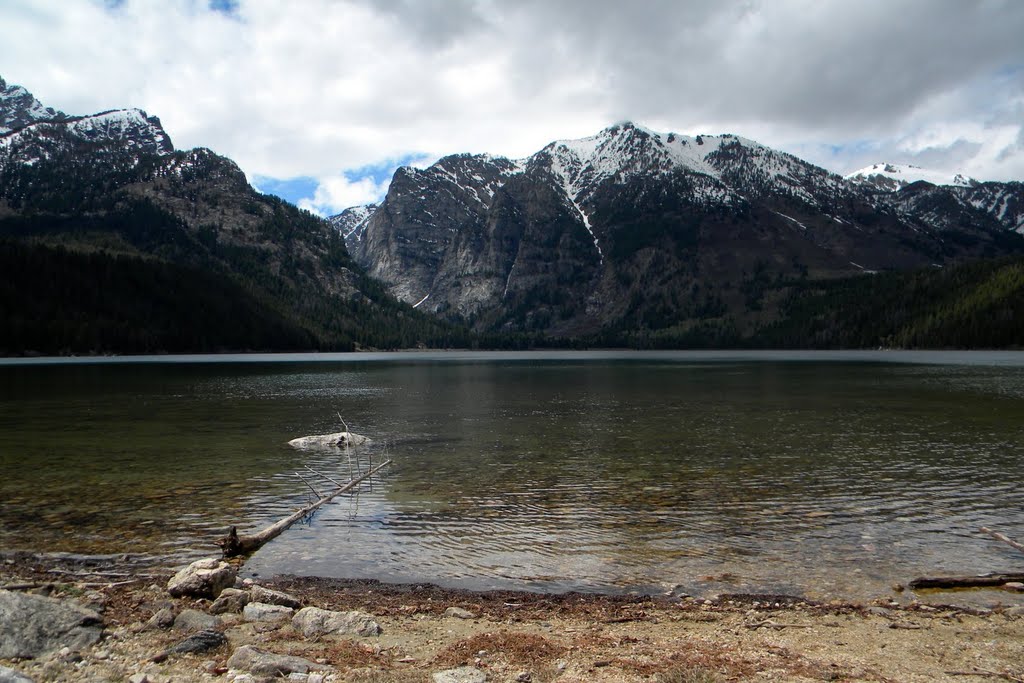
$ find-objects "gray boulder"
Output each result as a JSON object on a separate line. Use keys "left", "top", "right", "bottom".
{"left": 242, "top": 602, "right": 294, "bottom": 622}
{"left": 0, "top": 590, "right": 103, "bottom": 659}
{"left": 167, "top": 629, "right": 227, "bottom": 655}
{"left": 226, "top": 645, "right": 330, "bottom": 677}
{"left": 0, "top": 665, "right": 34, "bottom": 683}
{"left": 166, "top": 558, "right": 236, "bottom": 599}
{"left": 209, "top": 587, "right": 250, "bottom": 614}
{"left": 291, "top": 606, "right": 382, "bottom": 638}
{"left": 172, "top": 609, "right": 222, "bottom": 633}
{"left": 248, "top": 585, "right": 301, "bottom": 608}
{"left": 144, "top": 607, "right": 175, "bottom": 630}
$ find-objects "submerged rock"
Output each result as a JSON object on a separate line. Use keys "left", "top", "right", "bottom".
{"left": 291, "top": 606, "right": 382, "bottom": 637}
{"left": 0, "top": 590, "right": 103, "bottom": 659}
{"left": 166, "top": 558, "right": 236, "bottom": 600}
{"left": 287, "top": 431, "right": 370, "bottom": 449}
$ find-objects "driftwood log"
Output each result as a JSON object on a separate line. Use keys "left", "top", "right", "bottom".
{"left": 908, "top": 573, "right": 1024, "bottom": 590}
{"left": 220, "top": 459, "right": 391, "bottom": 558}
{"left": 908, "top": 526, "right": 1023, "bottom": 591}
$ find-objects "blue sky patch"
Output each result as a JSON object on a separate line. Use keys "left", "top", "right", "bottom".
{"left": 251, "top": 175, "right": 319, "bottom": 206}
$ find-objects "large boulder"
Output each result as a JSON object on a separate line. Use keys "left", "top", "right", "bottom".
{"left": 291, "top": 607, "right": 382, "bottom": 638}
{"left": 226, "top": 645, "right": 330, "bottom": 677}
{"left": 166, "top": 558, "right": 236, "bottom": 599}
{"left": 0, "top": 665, "right": 34, "bottom": 683}
{"left": 0, "top": 590, "right": 103, "bottom": 659}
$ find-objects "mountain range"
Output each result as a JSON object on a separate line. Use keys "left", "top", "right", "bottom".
{"left": 335, "top": 122, "right": 1024, "bottom": 341}
{"left": 0, "top": 76, "right": 461, "bottom": 354}
{"left": 2, "top": 74, "right": 1023, "bottom": 352}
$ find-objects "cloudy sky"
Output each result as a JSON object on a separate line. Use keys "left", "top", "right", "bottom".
{"left": 2, "top": 0, "right": 1022, "bottom": 215}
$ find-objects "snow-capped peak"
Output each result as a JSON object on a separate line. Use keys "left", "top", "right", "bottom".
{"left": 845, "top": 163, "right": 975, "bottom": 191}
{"left": 329, "top": 203, "right": 379, "bottom": 242}
{"left": 0, "top": 75, "right": 64, "bottom": 134}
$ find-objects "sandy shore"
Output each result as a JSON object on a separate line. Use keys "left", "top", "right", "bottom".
{"left": 2, "top": 555, "right": 1024, "bottom": 682}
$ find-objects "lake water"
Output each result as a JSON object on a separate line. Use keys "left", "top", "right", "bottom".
{"left": 2, "top": 350, "right": 1024, "bottom": 603}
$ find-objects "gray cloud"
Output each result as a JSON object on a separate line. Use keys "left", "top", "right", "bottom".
{"left": 1, "top": 0, "right": 1022, "bottom": 213}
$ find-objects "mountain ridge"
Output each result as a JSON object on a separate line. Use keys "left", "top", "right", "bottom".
{"left": 0, "top": 75, "right": 464, "bottom": 354}
{"left": 338, "top": 121, "right": 1024, "bottom": 339}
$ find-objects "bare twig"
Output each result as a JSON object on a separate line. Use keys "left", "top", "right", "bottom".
{"left": 745, "top": 619, "right": 815, "bottom": 630}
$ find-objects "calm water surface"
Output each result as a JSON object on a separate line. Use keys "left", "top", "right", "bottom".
{"left": 2, "top": 351, "right": 1023, "bottom": 603}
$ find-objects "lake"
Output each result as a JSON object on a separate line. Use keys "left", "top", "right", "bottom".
{"left": 2, "top": 350, "right": 1023, "bottom": 603}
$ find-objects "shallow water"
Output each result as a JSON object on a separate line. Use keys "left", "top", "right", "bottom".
{"left": 2, "top": 351, "right": 1023, "bottom": 603}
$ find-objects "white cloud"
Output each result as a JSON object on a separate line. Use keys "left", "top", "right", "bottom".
{"left": 1, "top": 0, "right": 1023, "bottom": 206}
{"left": 297, "top": 174, "right": 388, "bottom": 217}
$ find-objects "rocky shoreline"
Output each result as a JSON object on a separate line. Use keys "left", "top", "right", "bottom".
{"left": 2, "top": 554, "right": 1024, "bottom": 682}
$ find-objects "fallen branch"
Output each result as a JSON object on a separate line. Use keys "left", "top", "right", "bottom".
{"left": 908, "top": 573, "right": 1024, "bottom": 590}
{"left": 220, "top": 459, "right": 391, "bottom": 557}
{"left": 981, "top": 527, "right": 1024, "bottom": 555}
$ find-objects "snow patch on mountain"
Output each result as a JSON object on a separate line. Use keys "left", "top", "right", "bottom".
{"left": 845, "top": 163, "right": 975, "bottom": 190}
{"left": 0, "top": 76, "right": 63, "bottom": 134}
{"left": 330, "top": 203, "right": 379, "bottom": 241}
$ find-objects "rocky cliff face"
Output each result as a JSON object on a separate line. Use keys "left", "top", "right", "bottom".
{"left": 341, "top": 122, "right": 1024, "bottom": 336}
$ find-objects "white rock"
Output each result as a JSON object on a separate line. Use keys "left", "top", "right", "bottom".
{"left": 288, "top": 432, "right": 370, "bottom": 450}
{"left": 166, "top": 558, "right": 236, "bottom": 599}
{"left": 432, "top": 667, "right": 486, "bottom": 683}
{"left": 291, "top": 607, "right": 382, "bottom": 637}
{"left": 243, "top": 602, "right": 295, "bottom": 622}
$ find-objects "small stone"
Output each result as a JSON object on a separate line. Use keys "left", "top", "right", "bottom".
{"left": 1003, "top": 582, "right": 1024, "bottom": 592}
{"left": 1003, "top": 605, "right": 1024, "bottom": 617}
{"left": 173, "top": 609, "right": 222, "bottom": 633}
{"left": 166, "top": 558, "right": 236, "bottom": 600}
{"left": 516, "top": 671, "right": 532, "bottom": 682}
{"left": 243, "top": 602, "right": 295, "bottom": 622}
{"left": 444, "top": 607, "right": 476, "bottom": 620}
{"left": 249, "top": 585, "right": 302, "bottom": 609}
{"left": 432, "top": 667, "right": 486, "bottom": 683}
{"left": 128, "top": 674, "right": 150, "bottom": 683}
{"left": 556, "top": 660, "right": 568, "bottom": 672}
